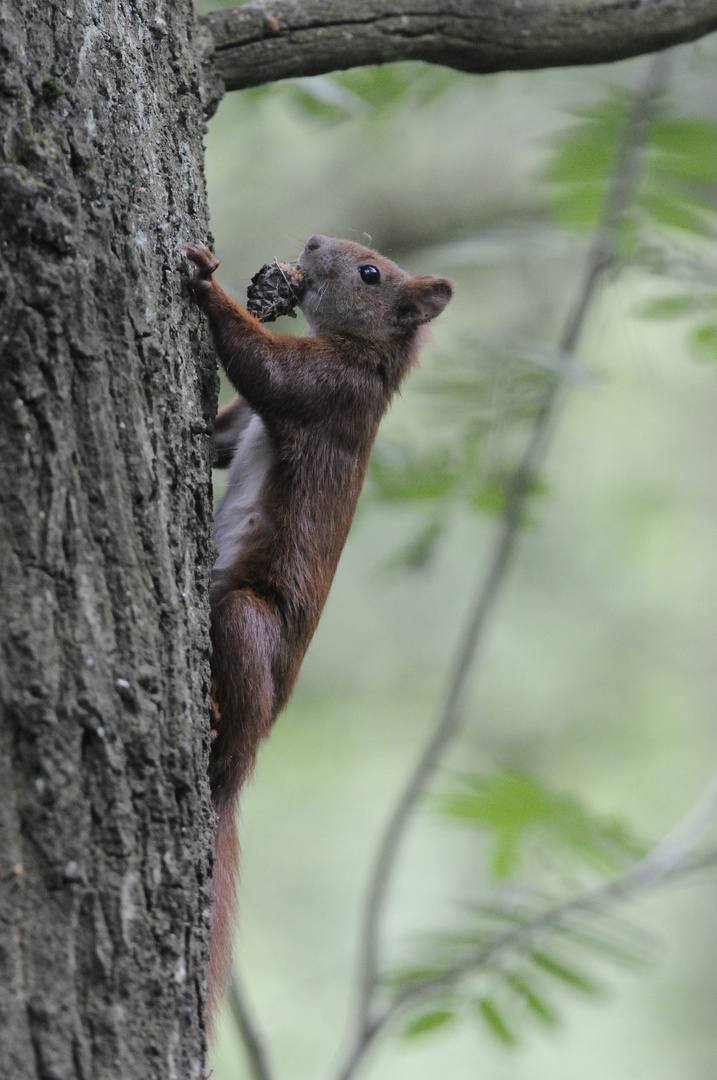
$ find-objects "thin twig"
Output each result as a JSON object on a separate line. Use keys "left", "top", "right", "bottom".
{"left": 618, "top": 769, "right": 717, "bottom": 889}
{"left": 228, "top": 971, "right": 275, "bottom": 1080}
{"left": 333, "top": 51, "right": 671, "bottom": 1080}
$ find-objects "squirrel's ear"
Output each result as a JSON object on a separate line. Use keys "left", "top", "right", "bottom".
{"left": 397, "top": 276, "right": 453, "bottom": 327}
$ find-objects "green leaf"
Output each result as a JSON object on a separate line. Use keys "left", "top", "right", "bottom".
{"left": 338, "top": 63, "right": 457, "bottom": 109}
{"left": 390, "top": 889, "right": 651, "bottom": 1053}
{"left": 437, "top": 771, "right": 647, "bottom": 878}
{"left": 505, "top": 974, "right": 559, "bottom": 1027}
{"left": 544, "top": 97, "right": 632, "bottom": 230}
{"left": 285, "top": 63, "right": 460, "bottom": 121}
{"left": 544, "top": 100, "right": 628, "bottom": 185}
{"left": 547, "top": 188, "right": 607, "bottom": 232}
{"left": 471, "top": 474, "right": 548, "bottom": 522}
{"left": 650, "top": 119, "right": 717, "bottom": 184}
{"left": 390, "top": 964, "right": 445, "bottom": 989}
{"left": 530, "top": 952, "right": 601, "bottom": 996}
{"left": 636, "top": 294, "right": 705, "bottom": 320}
{"left": 639, "top": 188, "right": 712, "bottom": 235}
{"left": 476, "top": 998, "right": 519, "bottom": 1046}
{"left": 545, "top": 102, "right": 717, "bottom": 244}
{"left": 691, "top": 322, "right": 717, "bottom": 360}
{"left": 381, "top": 516, "right": 445, "bottom": 574}
{"left": 286, "top": 77, "right": 371, "bottom": 122}
{"left": 403, "top": 1009, "right": 455, "bottom": 1039}
{"left": 368, "top": 447, "right": 456, "bottom": 504}
{"left": 470, "top": 475, "right": 507, "bottom": 519}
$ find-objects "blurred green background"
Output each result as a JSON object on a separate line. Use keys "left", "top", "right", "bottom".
{"left": 196, "top": 12, "right": 717, "bottom": 1077}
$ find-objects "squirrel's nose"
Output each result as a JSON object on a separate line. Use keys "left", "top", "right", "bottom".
{"left": 304, "top": 234, "right": 325, "bottom": 252}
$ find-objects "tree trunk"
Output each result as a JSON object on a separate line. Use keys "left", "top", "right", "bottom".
{"left": 0, "top": 3, "right": 216, "bottom": 1077}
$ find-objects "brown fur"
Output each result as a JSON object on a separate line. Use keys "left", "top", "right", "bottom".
{"left": 181, "top": 235, "right": 453, "bottom": 1032}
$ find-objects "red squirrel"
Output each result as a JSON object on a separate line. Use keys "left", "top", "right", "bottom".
{"left": 182, "top": 235, "right": 453, "bottom": 1027}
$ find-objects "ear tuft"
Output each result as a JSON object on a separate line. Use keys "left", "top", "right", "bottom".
{"left": 397, "top": 276, "right": 453, "bottom": 327}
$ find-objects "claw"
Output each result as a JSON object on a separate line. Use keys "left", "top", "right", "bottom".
{"left": 180, "top": 242, "right": 220, "bottom": 293}
{"left": 209, "top": 693, "right": 221, "bottom": 745}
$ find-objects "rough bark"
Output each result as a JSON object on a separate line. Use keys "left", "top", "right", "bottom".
{"left": 0, "top": 3, "right": 216, "bottom": 1078}
{"left": 199, "top": 0, "right": 717, "bottom": 92}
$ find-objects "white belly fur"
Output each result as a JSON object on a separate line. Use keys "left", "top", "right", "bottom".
{"left": 213, "top": 410, "right": 274, "bottom": 575}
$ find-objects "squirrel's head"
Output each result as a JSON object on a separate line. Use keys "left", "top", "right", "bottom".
{"left": 298, "top": 235, "right": 453, "bottom": 342}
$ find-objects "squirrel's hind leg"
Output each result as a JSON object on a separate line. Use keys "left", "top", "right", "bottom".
{"left": 208, "top": 589, "right": 280, "bottom": 804}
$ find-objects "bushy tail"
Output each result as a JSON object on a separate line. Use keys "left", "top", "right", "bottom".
{"left": 207, "top": 792, "right": 240, "bottom": 1040}
{"left": 206, "top": 589, "right": 283, "bottom": 1038}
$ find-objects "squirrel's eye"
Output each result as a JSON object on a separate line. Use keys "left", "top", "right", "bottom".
{"left": 359, "top": 265, "right": 381, "bottom": 285}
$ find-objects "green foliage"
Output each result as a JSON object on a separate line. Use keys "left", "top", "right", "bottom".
{"left": 504, "top": 973, "right": 559, "bottom": 1027}
{"left": 336, "top": 64, "right": 460, "bottom": 111}
{"left": 366, "top": 341, "right": 560, "bottom": 569}
{"left": 284, "top": 78, "right": 373, "bottom": 123}
{"left": 243, "top": 63, "right": 462, "bottom": 124}
{"left": 546, "top": 92, "right": 717, "bottom": 367}
{"left": 476, "top": 997, "right": 519, "bottom": 1046}
{"left": 640, "top": 237, "right": 717, "bottom": 359}
{"left": 369, "top": 88, "right": 717, "bottom": 576}
{"left": 403, "top": 1008, "right": 455, "bottom": 1039}
{"left": 634, "top": 250, "right": 717, "bottom": 363}
{"left": 392, "top": 903, "right": 652, "bottom": 1050}
{"left": 636, "top": 293, "right": 706, "bottom": 319}
{"left": 636, "top": 279, "right": 717, "bottom": 363}
{"left": 378, "top": 91, "right": 717, "bottom": 1035}
{"left": 691, "top": 321, "right": 717, "bottom": 359}
{"left": 389, "top": 769, "right": 653, "bottom": 1050}
{"left": 369, "top": 447, "right": 457, "bottom": 504}
{"left": 392, "top": 880, "right": 653, "bottom": 1050}
{"left": 545, "top": 97, "right": 630, "bottom": 230}
{"left": 379, "top": 516, "right": 446, "bottom": 573}
{"left": 530, "top": 950, "right": 601, "bottom": 995}
{"left": 437, "top": 770, "right": 647, "bottom": 878}
{"left": 645, "top": 116, "right": 717, "bottom": 234}
{"left": 545, "top": 95, "right": 717, "bottom": 241}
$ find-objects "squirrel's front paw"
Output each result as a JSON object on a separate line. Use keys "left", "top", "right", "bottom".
{"left": 180, "top": 242, "right": 220, "bottom": 294}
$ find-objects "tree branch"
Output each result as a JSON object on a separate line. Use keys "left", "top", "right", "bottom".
{"left": 385, "top": 767, "right": 717, "bottom": 1016}
{"left": 228, "top": 972, "right": 276, "bottom": 1080}
{"left": 197, "top": 0, "right": 717, "bottom": 93}
{"left": 385, "top": 844, "right": 717, "bottom": 1022}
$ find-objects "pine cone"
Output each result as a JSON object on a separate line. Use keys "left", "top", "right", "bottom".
{"left": 246, "top": 260, "right": 305, "bottom": 323}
